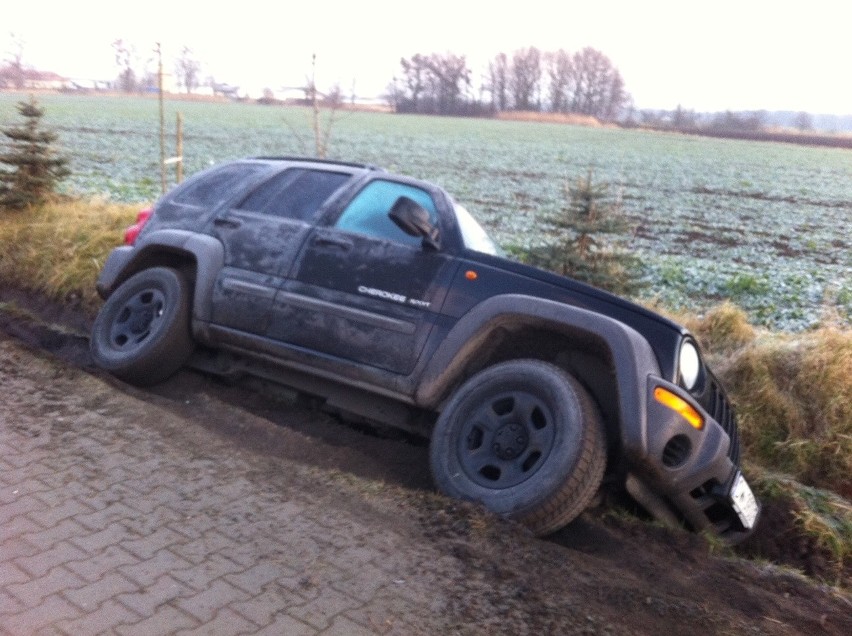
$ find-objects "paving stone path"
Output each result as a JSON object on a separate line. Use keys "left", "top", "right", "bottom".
{"left": 0, "top": 339, "right": 456, "bottom": 635}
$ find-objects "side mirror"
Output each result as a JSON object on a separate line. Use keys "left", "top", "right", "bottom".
{"left": 389, "top": 196, "right": 440, "bottom": 250}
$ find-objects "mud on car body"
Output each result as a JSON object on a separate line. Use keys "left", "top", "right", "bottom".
{"left": 92, "top": 157, "right": 760, "bottom": 541}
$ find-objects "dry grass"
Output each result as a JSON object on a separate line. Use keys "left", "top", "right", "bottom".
{"left": 683, "top": 303, "right": 851, "bottom": 568}
{"left": 660, "top": 302, "right": 850, "bottom": 497}
{"left": 495, "top": 111, "right": 604, "bottom": 127}
{"left": 643, "top": 300, "right": 757, "bottom": 357}
{"left": 0, "top": 198, "right": 140, "bottom": 313}
{"left": 683, "top": 301, "right": 757, "bottom": 355}
{"left": 751, "top": 469, "right": 852, "bottom": 581}
{"left": 719, "top": 326, "right": 851, "bottom": 497}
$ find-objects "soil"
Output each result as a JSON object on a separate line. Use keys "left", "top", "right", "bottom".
{"left": 1, "top": 285, "right": 850, "bottom": 635}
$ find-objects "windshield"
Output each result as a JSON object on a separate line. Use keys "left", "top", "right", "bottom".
{"left": 454, "top": 203, "right": 503, "bottom": 256}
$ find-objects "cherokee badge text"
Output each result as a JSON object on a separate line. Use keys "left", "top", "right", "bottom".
{"left": 357, "top": 285, "right": 431, "bottom": 309}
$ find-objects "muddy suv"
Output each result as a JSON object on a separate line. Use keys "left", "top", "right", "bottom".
{"left": 91, "top": 157, "right": 759, "bottom": 540}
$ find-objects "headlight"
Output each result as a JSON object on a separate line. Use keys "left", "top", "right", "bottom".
{"left": 679, "top": 340, "right": 701, "bottom": 391}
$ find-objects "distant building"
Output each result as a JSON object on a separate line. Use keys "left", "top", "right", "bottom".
{"left": 26, "top": 70, "right": 69, "bottom": 90}
{"left": 212, "top": 82, "right": 242, "bottom": 99}
{"left": 0, "top": 69, "right": 70, "bottom": 90}
{"left": 66, "top": 78, "right": 112, "bottom": 91}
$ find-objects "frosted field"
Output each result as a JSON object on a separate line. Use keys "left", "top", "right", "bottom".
{"left": 2, "top": 93, "right": 849, "bottom": 329}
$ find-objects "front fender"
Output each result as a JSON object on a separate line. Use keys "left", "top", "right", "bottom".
{"left": 414, "top": 294, "right": 661, "bottom": 453}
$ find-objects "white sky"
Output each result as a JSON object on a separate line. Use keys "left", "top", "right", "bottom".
{"left": 3, "top": 0, "right": 851, "bottom": 114}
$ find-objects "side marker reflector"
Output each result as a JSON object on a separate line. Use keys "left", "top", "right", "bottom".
{"left": 465, "top": 270, "right": 478, "bottom": 280}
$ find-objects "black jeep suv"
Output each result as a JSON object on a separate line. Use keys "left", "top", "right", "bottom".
{"left": 91, "top": 157, "right": 759, "bottom": 540}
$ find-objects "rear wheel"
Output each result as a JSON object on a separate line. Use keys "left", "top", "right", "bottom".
{"left": 429, "top": 359, "right": 606, "bottom": 535}
{"left": 90, "top": 267, "right": 194, "bottom": 385}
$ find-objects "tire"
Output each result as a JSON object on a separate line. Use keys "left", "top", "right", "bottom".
{"left": 90, "top": 267, "right": 194, "bottom": 386}
{"left": 429, "top": 359, "right": 606, "bottom": 536}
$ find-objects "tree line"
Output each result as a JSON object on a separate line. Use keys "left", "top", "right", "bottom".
{"left": 387, "top": 46, "right": 630, "bottom": 121}
{"left": 103, "top": 40, "right": 632, "bottom": 122}
{"left": 4, "top": 36, "right": 833, "bottom": 137}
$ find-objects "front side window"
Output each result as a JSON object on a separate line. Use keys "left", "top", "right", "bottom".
{"left": 334, "top": 180, "right": 437, "bottom": 247}
{"left": 237, "top": 169, "right": 350, "bottom": 221}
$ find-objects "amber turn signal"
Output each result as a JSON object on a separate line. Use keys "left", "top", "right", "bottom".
{"left": 465, "top": 270, "right": 478, "bottom": 280}
{"left": 654, "top": 387, "right": 704, "bottom": 430}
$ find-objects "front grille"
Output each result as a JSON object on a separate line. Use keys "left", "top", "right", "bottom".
{"left": 698, "top": 371, "right": 740, "bottom": 464}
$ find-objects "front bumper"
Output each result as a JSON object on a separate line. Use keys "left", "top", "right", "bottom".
{"left": 625, "top": 375, "right": 759, "bottom": 541}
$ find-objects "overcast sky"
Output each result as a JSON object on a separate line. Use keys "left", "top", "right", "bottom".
{"left": 3, "top": 0, "right": 851, "bottom": 114}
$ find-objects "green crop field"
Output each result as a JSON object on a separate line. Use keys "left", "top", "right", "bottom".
{"left": 2, "top": 93, "right": 850, "bottom": 330}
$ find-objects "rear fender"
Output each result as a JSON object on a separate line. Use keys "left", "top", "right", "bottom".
{"left": 95, "top": 230, "right": 224, "bottom": 324}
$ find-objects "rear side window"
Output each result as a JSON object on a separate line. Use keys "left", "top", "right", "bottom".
{"left": 237, "top": 169, "right": 350, "bottom": 221}
{"left": 171, "top": 164, "right": 267, "bottom": 207}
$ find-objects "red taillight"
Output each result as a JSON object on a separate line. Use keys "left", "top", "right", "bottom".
{"left": 124, "top": 208, "right": 153, "bottom": 245}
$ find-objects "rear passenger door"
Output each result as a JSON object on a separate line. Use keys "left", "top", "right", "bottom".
{"left": 209, "top": 168, "right": 352, "bottom": 335}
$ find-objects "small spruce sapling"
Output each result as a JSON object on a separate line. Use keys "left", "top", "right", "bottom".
{"left": 525, "top": 170, "right": 643, "bottom": 296}
{"left": 0, "top": 96, "right": 70, "bottom": 210}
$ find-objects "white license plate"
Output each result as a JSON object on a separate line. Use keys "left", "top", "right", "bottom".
{"left": 730, "top": 472, "right": 759, "bottom": 529}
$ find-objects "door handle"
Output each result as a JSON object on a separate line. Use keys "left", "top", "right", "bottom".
{"left": 213, "top": 217, "right": 242, "bottom": 229}
{"left": 312, "top": 235, "right": 353, "bottom": 250}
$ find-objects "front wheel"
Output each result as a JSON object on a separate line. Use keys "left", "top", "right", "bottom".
{"left": 429, "top": 359, "right": 606, "bottom": 536}
{"left": 90, "top": 267, "right": 194, "bottom": 386}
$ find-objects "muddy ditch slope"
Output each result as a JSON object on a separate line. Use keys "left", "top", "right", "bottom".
{"left": 1, "top": 287, "right": 850, "bottom": 635}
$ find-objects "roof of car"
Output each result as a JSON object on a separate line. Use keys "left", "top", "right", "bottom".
{"left": 250, "top": 156, "right": 385, "bottom": 172}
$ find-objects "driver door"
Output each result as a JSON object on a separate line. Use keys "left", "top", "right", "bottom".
{"left": 269, "top": 179, "right": 457, "bottom": 375}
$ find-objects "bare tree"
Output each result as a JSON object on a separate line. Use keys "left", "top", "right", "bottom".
{"left": 175, "top": 46, "right": 201, "bottom": 94}
{"left": 384, "top": 75, "right": 403, "bottom": 110}
{"left": 112, "top": 39, "right": 137, "bottom": 92}
{"left": 794, "top": 111, "right": 814, "bottom": 131}
{"left": 671, "top": 105, "right": 698, "bottom": 130}
{"left": 305, "top": 54, "right": 341, "bottom": 158}
{"left": 510, "top": 47, "right": 541, "bottom": 111}
{"left": 397, "top": 53, "right": 473, "bottom": 115}
{"left": 546, "top": 49, "right": 574, "bottom": 113}
{"left": 569, "top": 47, "right": 628, "bottom": 121}
{"left": 487, "top": 52, "right": 509, "bottom": 112}
{"left": 424, "top": 53, "right": 471, "bottom": 114}
{"left": 399, "top": 54, "right": 428, "bottom": 112}
{"left": 1, "top": 33, "right": 26, "bottom": 89}
{"left": 601, "top": 70, "right": 628, "bottom": 121}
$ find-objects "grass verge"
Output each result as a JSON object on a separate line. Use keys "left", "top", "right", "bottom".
{"left": 666, "top": 302, "right": 850, "bottom": 497}
{"left": 743, "top": 469, "right": 851, "bottom": 586}
{"left": 720, "top": 326, "right": 851, "bottom": 498}
{"left": 0, "top": 198, "right": 140, "bottom": 313}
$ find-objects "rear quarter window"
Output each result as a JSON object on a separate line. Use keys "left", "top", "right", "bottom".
{"left": 170, "top": 164, "right": 268, "bottom": 208}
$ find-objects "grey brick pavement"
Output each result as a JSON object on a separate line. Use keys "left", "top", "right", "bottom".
{"left": 0, "top": 340, "right": 454, "bottom": 635}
